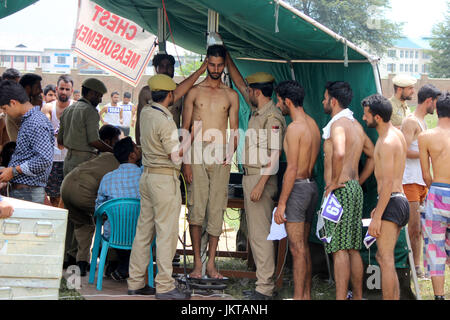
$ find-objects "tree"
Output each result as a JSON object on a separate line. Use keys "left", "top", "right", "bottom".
{"left": 429, "top": 1, "right": 450, "bottom": 78}
{"left": 286, "top": 0, "right": 403, "bottom": 56}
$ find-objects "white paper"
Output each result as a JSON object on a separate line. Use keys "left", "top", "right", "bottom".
{"left": 267, "top": 207, "right": 287, "bottom": 240}
{"left": 362, "top": 218, "right": 371, "bottom": 227}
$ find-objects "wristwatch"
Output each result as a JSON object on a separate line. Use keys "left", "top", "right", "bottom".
{"left": 11, "top": 167, "right": 19, "bottom": 177}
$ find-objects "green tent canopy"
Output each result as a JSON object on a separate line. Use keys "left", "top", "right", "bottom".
{"left": 1, "top": 0, "right": 408, "bottom": 268}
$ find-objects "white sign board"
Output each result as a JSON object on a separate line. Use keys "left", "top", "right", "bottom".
{"left": 73, "top": 0, "right": 156, "bottom": 86}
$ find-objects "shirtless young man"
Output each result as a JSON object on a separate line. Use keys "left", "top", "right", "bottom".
{"left": 273, "top": 80, "right": 320, "bottom": 300}
{"left": 41, "top": 75, "right": 74, "bottom": 207}
{"left": 182, "top": 45, "right": 239, "bottom": 279}
{"left": 362, "top": 94, "right": 408, "bottom": 300}
{"left": 418, "top": 92, "right": 450, "bottom": 300}
{"left": 401, "top": 84, "right": 441, "bottom": 278}
{"left": 321, "top": 81, "right": 375, "bottom": 300}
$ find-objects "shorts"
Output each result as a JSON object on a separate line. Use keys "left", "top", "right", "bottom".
{"left": 45, "top": 162, "right": 64, "bottom": 197}
{"left": 285, "top": 179, "right": 318, "bottom": 223}
{"left": 403, "top": 183, "right": 428, "bottom": 203}
{"left": 324, "top": 180, "right": 363, "bottom": 254}
{"left": 381, "top": 193, "right": 410, "bottom": 227}
{"left": 421, "top": 182, "right": 450, "bottom": 277}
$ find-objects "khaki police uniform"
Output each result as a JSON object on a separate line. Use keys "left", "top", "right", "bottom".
{"left": 389, "top": 74, "right": 417, "bottom": 127}
{"left": 61, "top": 153, "right": 119, "bottom": 262}
{"left": 128, "top": 75, "right": 182, "bottom": 293}
{"left": 242, "top": 72, "right": 286, "bottom": 296}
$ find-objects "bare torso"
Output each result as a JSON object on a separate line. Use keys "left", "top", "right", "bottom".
{"left": 421, "top": 126, "right": 450, "bottom": 184}
{"left": 374, "top": 126, "right": 406, "bottom": 194}
{"left": 189, "top": 80, "right": 238, "bottom": 144}
{"left": 284, "top": 114, "right": 320, "bottom": 179}
{"left": 324, "top": 118, "right": 366, "bottom": 185}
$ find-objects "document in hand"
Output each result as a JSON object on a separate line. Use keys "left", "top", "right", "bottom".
{"left": 267, "top": 207, "right": 287, "bottom": 240}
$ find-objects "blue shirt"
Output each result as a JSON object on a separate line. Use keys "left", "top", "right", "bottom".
{"left": 9, "top": 106, "right": 54, "bottom": 187}
{"left": 96, "top": 163, "right": 143, "bottom": 239}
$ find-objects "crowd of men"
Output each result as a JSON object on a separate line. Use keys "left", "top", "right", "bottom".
{"left": 0, "top": 42, "right": 448, "bottom": 301}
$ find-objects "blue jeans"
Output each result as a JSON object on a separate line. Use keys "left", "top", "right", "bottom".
{"left": 10, "top": 186, "right": 46, "bottom": 204}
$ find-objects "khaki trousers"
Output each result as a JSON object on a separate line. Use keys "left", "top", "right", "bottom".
{"left": 243, "top": 174, "right": 277, "bottom": 296}
{"left": 128, "top": 171, "right": 181, "bottom": 293}
{"left": 63, "top": 150, "right": 95, "bottom": 177}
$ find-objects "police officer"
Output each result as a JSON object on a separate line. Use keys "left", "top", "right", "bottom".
{"left": 227, "top": 52, "right": 287, "bottom": 300}
{"left": 127, "top": 74, "right": 189, "bottom": 300}
{"left": 389, "top": 74, "right": 417, "bottom": 128}
{"left": 58, "top": 78, "right": 113, "bottom": 177}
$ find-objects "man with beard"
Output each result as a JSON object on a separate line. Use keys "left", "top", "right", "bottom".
{"left": 226, "top": 48, "right": 286, "bottom": 299}
{"left": 182, "top": 45, "right": 239, "bottom": 280}
{"left": 6, "top": 73, "right": 43, "bottom": 142}
{"left": 42, "top": 75, "right": 74, "bottom": 207}
{"left": 273, "top": 80, "right": 319, "bottom": 300}
{"left": 389, "top": 75, "right": 417, "bottom": 128}
{"left": 401, "top": 84, "right": 441, "bottom": 278}
{"left": 58, "top": 78, "right": 112, "bottom": 177}
{"left": 321, "top": 81, "right": 375, "bottom": 300}
{"left": 362, "top": 94, "right": 408, "bottom": 300}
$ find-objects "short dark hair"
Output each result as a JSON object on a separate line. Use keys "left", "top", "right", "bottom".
{"left": 151, "top": 90, "right": 170, "bottom": 103}
{"left": 123, "top": 92, "right": 131, "bottom": 99}
{"left": 2, "top": 68, "right": 21, "bottom": 81}
{"left": 436, "top": 92, "right": 450, "bottom": 118}
{"left": 111, "top": 91, "right": 119, "bottom": 98}
{"left": 99, "top": 124, "right": 121, "bottom": 141}
{"left": 0, "top": 141, "right": 16, "bottom": 167}
{"left": 275, "top": 80, "right": 305, "bottom": 107}
{"left": 19, "top": 73, "right": 42, "bottom": 89}
{"left": 325, "top": 81, "right": 353, "bottom": 108}
{"left": 44, "top": 84, "right": 56, "bottom": 95}
{"left": 152, "top": 53, "right": 175, "bottom": 68}
{"left": 113, "top": 137, "right": 134, "bottom": 164}
{"left": 57, "top": 75, "right": 73, "bottom": 87}
{"left": 361, "top": 94, "right": 392, "bottom": 122}
{"left": 207, "top": 45, "right": 227, "bottom": 59}
{"left": 0, "top": 80, "right": 30, "bottom": 105}
{"left": 249, "top": 82, "right": 274, "bottom": 98}
{"left": 417, "top": 84, "right": 441, "bottom": 104}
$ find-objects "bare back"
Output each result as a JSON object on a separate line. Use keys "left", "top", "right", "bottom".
{"left": 374, "top": 126, "right": 406, "bottom": 194}
{"left": 324, "top": 118, "right": 366, "bottom": 184}
{"left": 185, "top": 80, "right": 239, "bottom": 144}
{"left": 284, "top": 115, "right": 320, "bottom": 179}
{"left": 420, "top": 126, "right": 450, "bottom": 184}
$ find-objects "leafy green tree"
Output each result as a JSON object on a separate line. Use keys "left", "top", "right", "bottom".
{"left": 429, "top": 1, "right": 450, "bottom": 78}
{"left": 176, "top": 54, "right": 204, "bottom": 77}
{"left": 286, "top": 0, "right": 403, "bottom": 55}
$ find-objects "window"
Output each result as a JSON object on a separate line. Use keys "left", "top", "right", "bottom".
{"left": 422, "top": 52, "right": 431, "bottom": 59}
{"left": 27, "top": 56, "right": 38, "bottom": 63}
{"left": 400, "top": 64, "right": 404, "bottom": 72}
{"left": 410, "top": 51, "right": 414, "bottom": 58}
{"left": 57, "top": 56, "right": 66, "bottom": 64}
{"left": 13, "top": 56, "right": 24, "bottom": 62}
{"left": 73, "top": 57, "right": 77, "bottom": 67}
{"left": 415, "top": 51, "right": 419, "bottom": 59}
{"left": 415, "top": 64, "right": 418, "bottom": 73}
{"left": 42, "top": 56, "right": 50, "bottom": 64}
{"left": 388, "top": 50, "right": 396, "bottom": 58}
{"left": 400, "top": 50, "right": 404, "bottom": 58}
{"left": 422, "top": 64, "right": 430, "bottom": 73}
{"left": 409, "top": 64, "right": 413, "bottom": 72}
{"left": 1, "top": 55, "right": 11, "bottom": 62}
{"left": 405, "top": 51, "right": 409, "bottom": 58}
{"left": 387, "top": 63, "right": 396, "bottom": 72}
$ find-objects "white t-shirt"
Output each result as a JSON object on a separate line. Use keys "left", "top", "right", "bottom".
{"left": 102, "top": 103, "right": 121, "bottom": 126}
{"left": 119, "top": 101, "right": 134, "bottom": 127}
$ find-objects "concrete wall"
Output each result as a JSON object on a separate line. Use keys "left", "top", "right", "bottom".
{"left": 0, "top": 66, "right": 190, "bottom": 106}
{"left": 381, "top": 74, "right": 450, "bottom": 106}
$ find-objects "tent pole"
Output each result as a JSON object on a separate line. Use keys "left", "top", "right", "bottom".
{"left": 157, "top": 8, "right": 167, "bottom": 53}
{"left": 289, "top": 62, "right": 296, "bottom": 80}
{"left": 371, "top": 60, "right": 382, "bottom": 94}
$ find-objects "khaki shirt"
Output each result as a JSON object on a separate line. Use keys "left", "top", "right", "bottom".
{"left": 389, "top": 95, "right": 410, "bottom": 127}
{"left": 58, "top": 97, "right": 100, "bottom": 152}
{"left": 139, "top": 85, "right": 182, "bottom": 128}
{"left": 244, "top": 100, "right": 286, "bottom": 169}
{"left": 64, "top": 152, "right": 119, "bottom": 195}
{"left": 140, "top": 102, "right": 180, "bottom": 170}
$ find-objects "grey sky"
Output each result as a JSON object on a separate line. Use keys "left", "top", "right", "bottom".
{"left": 0, "top": 0, "right": 447, "bottom": 50}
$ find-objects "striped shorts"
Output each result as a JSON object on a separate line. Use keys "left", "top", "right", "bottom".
{"left": 421, "top": 183, "right": 450, "bottom": 277}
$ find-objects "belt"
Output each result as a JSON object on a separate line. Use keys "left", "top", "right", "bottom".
{"left": 294, "top": 178, "right": 314, "bottom": 183}
{"left": 68, "top": 148, "right": 97, "bottom": 155}
{"left": 10, "top": 183, "right": 37, "bottom": 190}
{"left": 144, "top": 167, "right": 180, "bottom": 176}
{"left": 391, "top": 192, "right": 406, "bottom": 198}
{"left": 243, "top": 167, "right": 262, "bottom": 176}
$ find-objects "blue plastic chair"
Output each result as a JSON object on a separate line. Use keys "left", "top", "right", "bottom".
{"left": 88, "top": 198, "right": 157, "bottom": 290}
